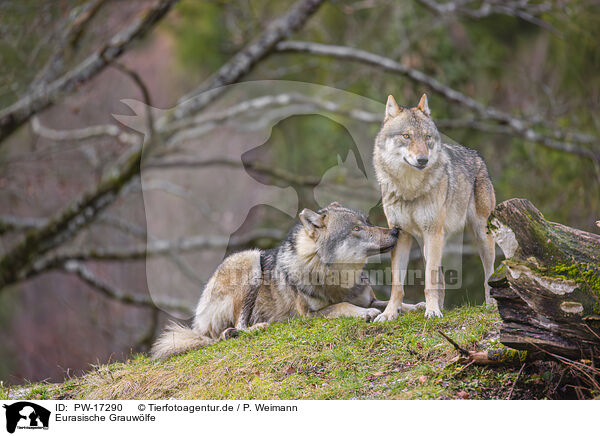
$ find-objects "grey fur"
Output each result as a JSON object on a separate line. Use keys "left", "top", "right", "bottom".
{"left": 373, "top": 94, "right": 496, "bottom": 320}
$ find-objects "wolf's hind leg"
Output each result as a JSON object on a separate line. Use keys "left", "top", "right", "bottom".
{"left": 400, "top": 302, "right": 426, "bottom": 313}
{"left": 471, "top": 221, "right": 496, "bottom": 305}
{"left": 370, "top": 299, "right": 388, "bottom": 311}
{"left": 371, "top": 300, "right": 425, "bottom": 313}
{"left": 316, "top": 302, "right": 381, "bottom": 322}
{"left": 472, "top": 168, "right": 496, "bottom": 305}
{"left": 353, "top": 283, "right": 424, "bottom": 313}
{"left": 347, "top": 284, "right": 389, "bottom": 312}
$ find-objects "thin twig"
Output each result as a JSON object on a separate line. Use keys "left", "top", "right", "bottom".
{"left": 112, "top": 62, "right": 154, "bottom": 138}
{"left": 173, "top": 0, "right": 326, "bottom": 121}
{"left": 416, "top": 0, "right": 557, "bottom": 33}
{"left": 452, "top": 358, "right": 475, "bottom": 375}
{"left": 34, "top": 0, "right": 109, "bottom": 86}
{"left": 438, "top": 330, "right": 470, "bottom": 357}
{"left": 20, "top": 228, "right": 284, "bottom": 280}
{"left": 506, "top": 362, "right": 526, "bottom": 399}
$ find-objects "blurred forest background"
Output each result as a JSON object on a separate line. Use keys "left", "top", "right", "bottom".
{"left": 0, "top": 0, "right": 599, "bottom": 384}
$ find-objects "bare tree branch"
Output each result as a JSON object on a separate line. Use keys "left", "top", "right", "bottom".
{"left": 95, "top": 215, "right": 148, "bottom": 240}
{"left": 146, "top": 157, "right": 322, "bottom": 186}
{"left": 95, "top": 215, "right": 206, "bottom": 286}
{"left": 31, "top": 116, "right": 126, "bottom": 142}
{"left": 0, "top": 215, "right": 46, "bottom": 235}
{"left": 0, "top": 0, "right": 178, "bottom": 144}
{"left": 416, "top": 0, "right": 556, "bottom": 32}
{"left": 0, "top": 141, "right": 144, "bottom": 289}
{"left": 275, "top": 41, "right": 600, "bottom": 162}
{"left": 171, "top": 0, "right": 326, "bottom": 122}
{"left": 34, "top": 0, "right": 109, "bottom": 87}
{"left": 23, "top": 228, "right": 284, "bottom": 279}
{"left": 112, "top": 62, "right": 155, "bottom": 137}
{"left": 62, "top": 260, "right": 192, "bottom": 316}
{"left": 162, "top": 92, "right": 599, "bottom": 166}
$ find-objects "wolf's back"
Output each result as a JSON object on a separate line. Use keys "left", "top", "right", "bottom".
{"left": 151, "top": 322, "right": 215, "bottom": 360}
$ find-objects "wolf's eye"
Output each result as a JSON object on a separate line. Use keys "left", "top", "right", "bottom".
{"left": 425, "top": 135, "right": 432, "bottom": 140}
{"left": 353, "top": 226, "right": 361, "bottom": 232}
{"left": 402, "top": 134, "right": 410, "bottom": 139}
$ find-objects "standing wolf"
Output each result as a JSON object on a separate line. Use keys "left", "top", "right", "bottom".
{"left": 152, "top": 202, "right": 406, "bottom": 359}
{"left": 373, "top": 94, "right": 496, "bottom": 320}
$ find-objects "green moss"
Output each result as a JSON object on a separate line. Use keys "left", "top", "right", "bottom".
{"left": 527, "top": 219, "right": 564, "bottom": 261}
{"left": 553, "top": 262, "right": 600, "bottom": 314}
{"left": 553, "top": 263, "right": 600, "bottom": 288}
{"left": 492, "top": 348, "right": 528, "bottom": 363}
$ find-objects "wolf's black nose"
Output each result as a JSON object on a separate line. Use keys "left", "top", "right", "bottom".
{"left": 417, "top": 157, "right": 428, "bottom": 166}
{"left": 391, "top": 227, "right": 400, "bottom": 237}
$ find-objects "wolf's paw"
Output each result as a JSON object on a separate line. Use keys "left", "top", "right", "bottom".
{"left": 220, "top": 327, "right": 239, "bottom": 340}
{"left": 361, "top": 308, "right": 381, "bottom": 322}
{"left": 424, "top": 308, "right": 443, "bottom": 319}
{"left": 247, "top": 322, "right": 269, "bottom": 332}
{"left": 400, "top": 302, "right": 427, "bottom": 313}
{"left": 373, "top": 310, "right": 399, "bottom": 323}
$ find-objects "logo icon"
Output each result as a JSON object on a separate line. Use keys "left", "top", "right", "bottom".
{"left": 2, "top": 402, "right": 50, "bottom": 433}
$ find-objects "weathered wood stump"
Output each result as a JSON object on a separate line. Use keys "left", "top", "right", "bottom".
{"left": 488, "top": 198, "right": 600, "bottom": 359}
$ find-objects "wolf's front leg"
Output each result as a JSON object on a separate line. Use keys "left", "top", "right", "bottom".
{"left": 222, "top": 322, "right": 270, "bottom": 340}
{"left": 347, "top": 284, "right": 386, "bottom": 311}
{"left": 374, "top": 232, "right": 412, "bottom": 322}
{"left": 315, "top": 302, "right": 381, "bottom": 322}
{"left": 423, "top": 230, "right": 445, "bottom": 318}
{"left": 349, "top": 284, "right": 424, "bottom": 313}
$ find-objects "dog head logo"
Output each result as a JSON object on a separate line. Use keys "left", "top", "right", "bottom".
{"left": 2, "top": 402, "right": 50, "bottom": 434}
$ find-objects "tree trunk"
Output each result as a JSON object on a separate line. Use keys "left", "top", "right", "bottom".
{"left": 488, "top": 198, "right": 600, "bottom": 359}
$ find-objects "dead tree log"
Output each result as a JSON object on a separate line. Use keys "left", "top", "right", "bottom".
{"left": 488, "top": 198, "right": 600, "bottom": 359}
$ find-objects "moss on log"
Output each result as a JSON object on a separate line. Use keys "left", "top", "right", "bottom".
{"left": 488, "top": 198, "right": 600, "bottom": 359}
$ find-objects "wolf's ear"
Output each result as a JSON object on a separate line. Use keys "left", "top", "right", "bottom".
{"left": 299, "top": 208, "right": 325, "bottom": 238}
{"left": 416, "top": 93, "right": 430, "bottom": 116}
{"left": 385, "top": 95, "right": 402, "bottom": 121}
{"left": 327, "top": 201, "right": 341, "bottom": 208}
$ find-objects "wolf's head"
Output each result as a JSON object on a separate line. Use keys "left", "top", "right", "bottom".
{"left": 374, "top": 93, "right": 441, "bottom": 171}
{"left": 297, "top": 202, "right": 399, "bottom": 266}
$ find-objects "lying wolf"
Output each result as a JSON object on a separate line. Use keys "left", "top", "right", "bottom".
{"left": 373, "top": 94, "right": 496, "bottom": 320}
{"left": 152, "top": 202, "right": 423, "bottom": 359}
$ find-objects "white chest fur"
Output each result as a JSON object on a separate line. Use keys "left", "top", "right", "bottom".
{"left": 378, "top": 159, "right": 470, "bottom": 237}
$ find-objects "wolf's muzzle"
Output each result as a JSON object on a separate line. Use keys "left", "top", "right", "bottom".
{"left": 368, "top": 227, "right": 399, "bottom": 255}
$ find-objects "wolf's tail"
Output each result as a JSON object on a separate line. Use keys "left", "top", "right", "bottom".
{"left": 150, "top": 321, "right": 216, "bottom": 360}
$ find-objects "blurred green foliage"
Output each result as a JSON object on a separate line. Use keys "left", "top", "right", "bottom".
{"left": 163, "top": 1, "right": 228, "bottom": 75}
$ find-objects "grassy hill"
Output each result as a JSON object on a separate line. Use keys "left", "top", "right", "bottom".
{"left": 2, "top": 305, "right": 554, "bottom": 400}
